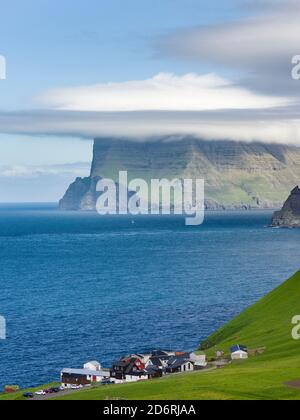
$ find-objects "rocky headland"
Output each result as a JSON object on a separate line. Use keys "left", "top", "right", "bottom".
{"left": 271, "top": 187, "right": 300, "bottom": 228}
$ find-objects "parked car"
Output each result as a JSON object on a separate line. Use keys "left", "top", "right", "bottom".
{"left": 102, "top": 380, "right": 114, "bottom": 386}
{"left": 23, "top": 392, "right": 34, "bottom": 399}
{"left": 50, "top": 387, "right": 60, "bottom": 393}
{"left": 70, "top": 385, "right": 82, "bottom": 390}
{"left": 35, "top": 390, "right": 46, "bottom": 396}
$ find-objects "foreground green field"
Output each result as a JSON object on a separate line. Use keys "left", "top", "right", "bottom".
{"left": 2, "top": 270, "right": 300, "bottom": 400}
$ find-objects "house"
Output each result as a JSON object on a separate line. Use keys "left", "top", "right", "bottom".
{"left": 136, "top": 353, "right": 152, "bottom": 365}
{"left": 146, "top": 356, "right": 163, "bottom": 369}
{"left": 83, "top": 361, "right": 101, "bottom": 371}
{"left": 147, "top": 355, "right": 171, "bottom": 369}
{"left": 145, "top": 356, "right": 169, "bottom": 377}
{"left": 110, "top": 360, "right": 128, "bottom": 383}
{"left": 166, "top": 356, "right": 195, "bottom": 374}
{"left": 110, "top": 356, "right": 146, "bottom": 383}
{"left": 230, "top": 345, "right": 248, "bottom": 360}
{"left": 61, "top": 368, "right": 110, "bottom": 388}
{"left": 145, "top": 365, "right": 164, "bottom": 379}
{"left": 189, "top": 352, "right": 207, "bottom": 369}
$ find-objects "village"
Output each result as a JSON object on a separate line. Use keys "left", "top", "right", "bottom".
{"left": 59, "top": 344, "right": 250, "bottom": 390}
{"left": 9, "top": 343, "right": 267, "bottom": 399}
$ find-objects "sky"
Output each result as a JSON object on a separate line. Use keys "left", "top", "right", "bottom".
{"left": 0, "top": 0, "right": 300, "bottom": 201}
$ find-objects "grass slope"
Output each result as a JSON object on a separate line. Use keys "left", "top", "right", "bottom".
{"left": 2, "top": 271, "right": 300, "bottom": 400}
{"left": 0, "top": 384, "right": 59, "bottom": 401}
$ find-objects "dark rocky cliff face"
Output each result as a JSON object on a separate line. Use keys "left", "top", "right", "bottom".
{"left": 271, "top": 187, "right": 300, "bottom": 228}
{"left": 59, "top": 177, "right": 100, "bottom": 211}
{"left": 59, "top": 138, "right": 300, "bottom": 211}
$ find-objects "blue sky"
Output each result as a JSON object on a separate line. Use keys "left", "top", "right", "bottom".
{"left": 0, "top": 0, "right": 243, "bottom": 110}
{"left": 0, "top": 0, "right": 299, "bottom": 201}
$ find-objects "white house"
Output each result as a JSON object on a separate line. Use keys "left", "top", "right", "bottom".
{"left": 230, "top": 345, "right": 248, "bottom": 360}
{"left": 231, "top": 350, "right": 248, "bottom": 360}
{"left": 166, "top": 357, "right": 195, "bottom": 373}
{"left": 83, "top": 361, "right": 102, "bottom": 371}
{"left": 189, "top": 352, "right": 207, "bottom": 368}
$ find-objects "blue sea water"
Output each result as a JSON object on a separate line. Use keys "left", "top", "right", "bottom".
{"left": 0, "top": 204, "right": 299, "bottom": 389}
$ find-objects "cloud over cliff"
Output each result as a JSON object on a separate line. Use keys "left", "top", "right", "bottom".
{"left": 1, "top": 108, "right": 300, "bottom": 145}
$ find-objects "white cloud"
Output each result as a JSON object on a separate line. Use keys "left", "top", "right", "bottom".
{"left": 38, "top": 73, "right": 289, "bottom": 112}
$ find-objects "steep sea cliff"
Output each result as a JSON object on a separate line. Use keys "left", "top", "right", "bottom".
{"left": 60, "top": 138, "right": 300, "bottom": 211}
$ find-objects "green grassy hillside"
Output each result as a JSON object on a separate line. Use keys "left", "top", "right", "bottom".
{"left": 3, "top": 271, "right": 300, "bottom": 400}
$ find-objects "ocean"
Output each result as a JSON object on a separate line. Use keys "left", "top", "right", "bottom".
{"left": 0, "top": 204, "right": 299, "bottom": 389}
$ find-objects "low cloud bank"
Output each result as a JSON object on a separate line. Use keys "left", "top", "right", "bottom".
{"left": 1, "top": 108, "right": 300, "bottom": 145}
{"left": 0, "top": 67, "right": 298, "bottom": 145}
{"left": 0, "top": 162, "right": 90, "bottom": 179}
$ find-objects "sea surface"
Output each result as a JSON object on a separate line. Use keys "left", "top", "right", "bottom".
{"left": 0, "top": 204, "right": 299, "bottom": 389}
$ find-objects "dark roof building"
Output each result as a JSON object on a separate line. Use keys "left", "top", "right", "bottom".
{"left": 230, "top": 345, "right": 248, "bottom": 354}
{"left": 61, "top": 368, "right": 110, "bottom": 387}
{"left": 110, "top": 356, "right": 145, "bottom": 381}
{"left": 149, "top": 357, "right": 164, "bottom": 367}
{"left": 145, "top": 366, "right": 164, "bottom": 379}
{"left": 166, "top": 356, "right": 195, "bottom": 374}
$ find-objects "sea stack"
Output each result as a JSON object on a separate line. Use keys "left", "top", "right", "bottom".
{"left": 271, "top": 187, "right": 300, "bottom": 228}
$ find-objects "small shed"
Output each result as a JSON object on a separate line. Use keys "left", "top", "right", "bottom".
{"left": 230, "top": 345, "right": 248, "bottom": 360}
{"left": 83, "top": 361, "right": 102, "bottom": 371}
